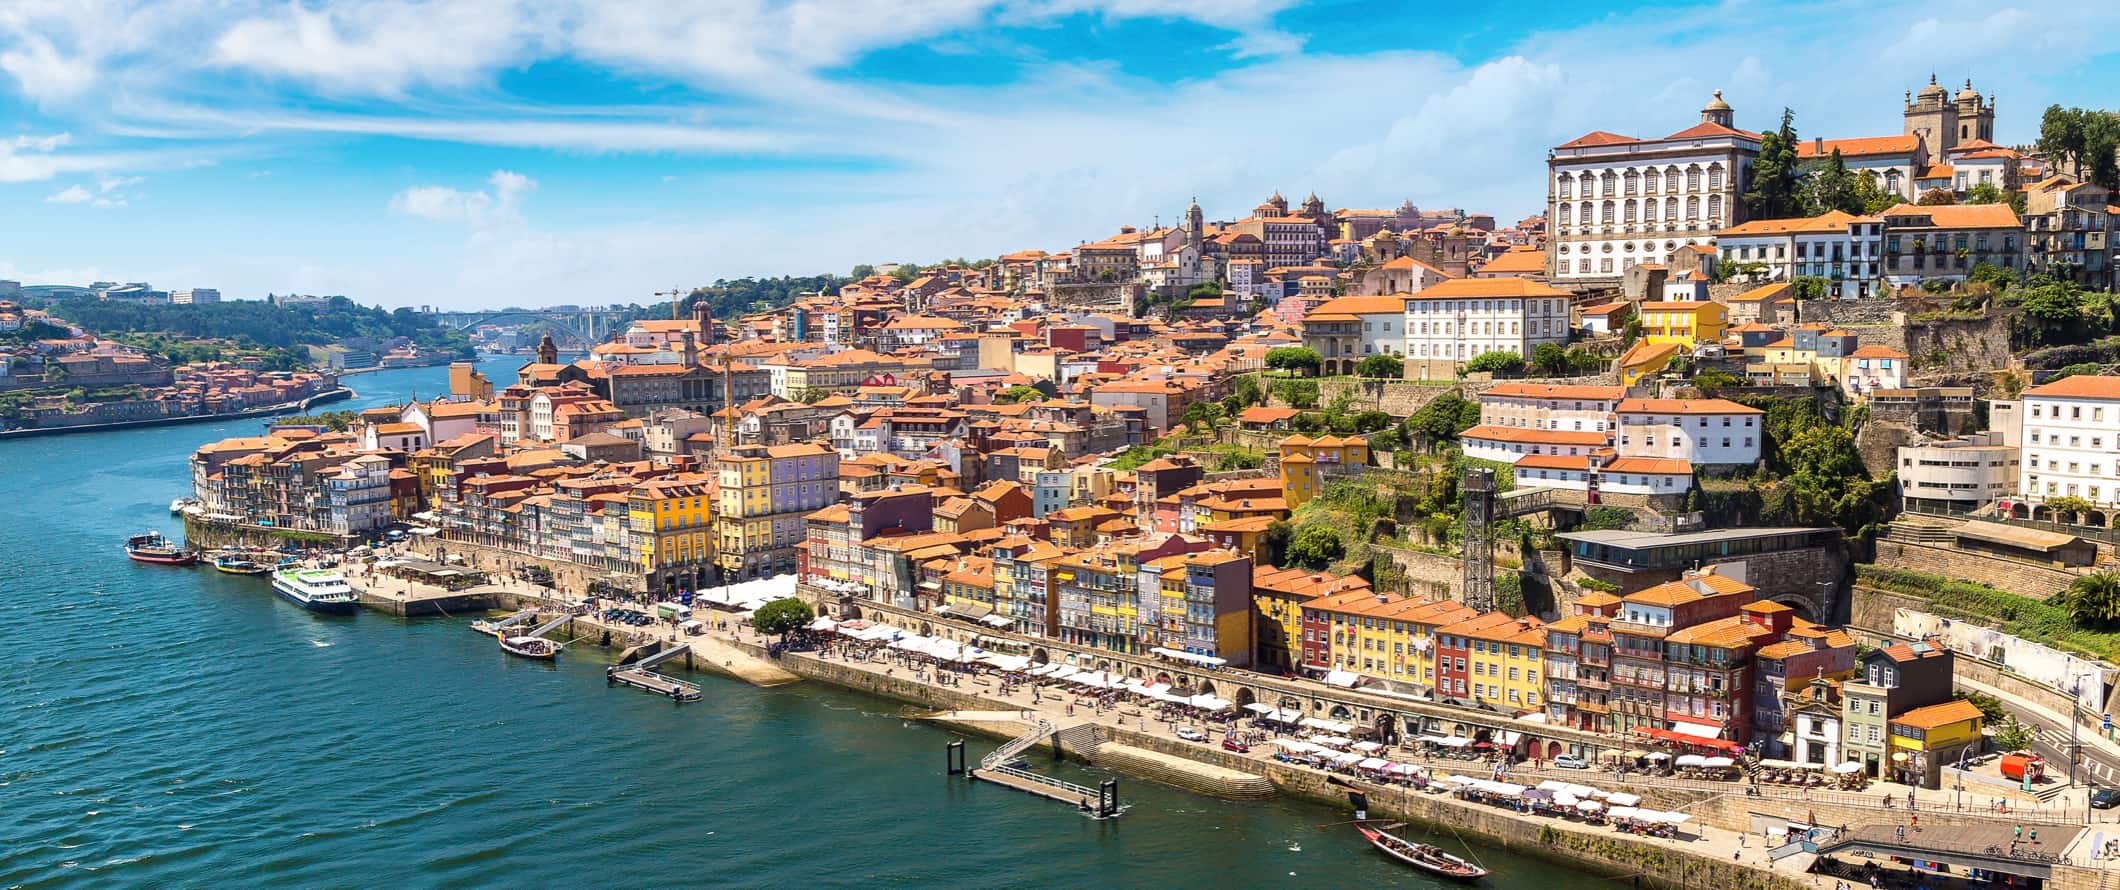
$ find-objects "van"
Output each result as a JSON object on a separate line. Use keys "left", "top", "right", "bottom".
{"left": 655, "top": 602, "right": 693, "bottom": 622}
{"left": 679, "top": 619, "right": 705, "bottom": 637}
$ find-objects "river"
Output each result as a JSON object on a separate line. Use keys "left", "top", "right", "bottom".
{"left": 0, "top": 356, "right": 1598, "bottom": 887}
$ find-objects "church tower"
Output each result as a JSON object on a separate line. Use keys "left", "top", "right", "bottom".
{"left": 1700, "top": 90, "right": 1734, "bottom": 127}
{"left": 535, "top": 333, "right": 558, "bottom": 365}
{"left": 1903, "top": 75, "right": 1958, "bottom": 155}
{"left": 1184, "top": 196, "right": 1204, "bottom": 251}
{"left": 1953, "top": 80, "right": 1994, "bottom": 144}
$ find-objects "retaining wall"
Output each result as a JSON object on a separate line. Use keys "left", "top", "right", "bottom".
{"left": 1870, "top": 540, "right": 2079, "bottom": 601}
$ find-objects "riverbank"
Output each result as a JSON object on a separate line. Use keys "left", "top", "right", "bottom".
{"left": 0, "top": 386, "right": 353, "bottom": 439}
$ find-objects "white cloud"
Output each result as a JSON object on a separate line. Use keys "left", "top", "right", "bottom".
{"left": 96, "top": 173, "right": 143, "bottom": 192}
{"left": 389, "top": 169, "right": 538, "bottom": 227}
{"left": 44, "top": 184, "right": 90, "bottom": 203}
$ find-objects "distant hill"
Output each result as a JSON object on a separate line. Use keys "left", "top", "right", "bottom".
{"left": 45, "top": 297, "right": 475, "bottom": 357}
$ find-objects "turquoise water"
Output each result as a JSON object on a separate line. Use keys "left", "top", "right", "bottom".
{"left": 0, "top": 356, "right": 1595, "bottom": 887}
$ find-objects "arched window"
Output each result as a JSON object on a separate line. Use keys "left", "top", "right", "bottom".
{"left": 1665, "top": 197, "right": 1678, "bottom": 221}
{"left": 1644, "top": 199, "right": 1657, "bottom": 222}
{"left": 1558, "top": 204, "right": 1572, "bottom": 226}
{"left": 1666, "top": 168, "right": 1680, "bottom": 192}
{"left": 1558, "top": 175, "right": 1572, "bottom": 199}
{"left": 1601, "top": 172, "right": 1617, "bottom": 195}
{"left": 1708, "top": 164, "right": 1724, "bottom": 190}
{"left": 1579, "top": 172, "right": 1595, "bottom": 196}
{"left": 1686, "top": 167, "right": 1701, "bottom": 191}
{"left": 1624, "top": 171, "right": 1639, "bottom": 195}
{"left": 1624, "top": 199, "right": 1637, "bottom": 223}
{"left": 1686, "top": 196, "right": 1699, "bottom": 220}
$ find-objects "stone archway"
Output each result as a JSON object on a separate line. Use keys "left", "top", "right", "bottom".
{"left": 1096, "top": 659, "right": 1112, "bottom": 672}
{"left": 1197, "top": 680, "right": 1217, "bottom": 697}
{"left": 1546, "top": 740, "right": 1564, "bottom": 760}
{"left": 1156, "top": 672, "right": 1173, "bottom": 685}
{"left": 2089, "top": 510, "right": 2109, "bottom": 528}
{"left": 1031, "top": 647, "right": 1049, "bottom": 665}
{"left": 1375, "top": 712, "right": 1399, "bottom": 745}
{"left": 1328, "top": 704, "right": 1354, "bottom": 720}
{"left": 840, "top": 604, "right": 864, "bottom": 621}
{"left": 1233, "top": 687, "right": 1257, "bottom": 709}
{"left": 1453, "top": 722, "right": 1469, "bottom": 736}
{"left": 1128, "top": 665, "right": 1144, "bottom": 678}
{"left": 919, "top": 621, "right": 933, "bottom": 636}
{"left": 2033, "top": 505, "right": 2053, "bottom": 522}
{"left": 1769, "top": 595, "right": 1819, "bottom": 623}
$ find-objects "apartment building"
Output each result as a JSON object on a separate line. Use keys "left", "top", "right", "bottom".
{"left": 1402, "top": 277, "right": 1574, "bottom": 379}
{"left": 2016, "top": 374, "right": 2120, "bottom": 511}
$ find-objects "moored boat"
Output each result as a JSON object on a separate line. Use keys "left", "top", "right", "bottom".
{"left": 271, "top": 568, "right": 359, "bottom": 614}
{"left": 1355, "top": 822, "right": 1489, "bottom": 881}
{"left": 125, "top": 532, "right": 199, "bottom": 566}
{"left": 499, "top": 635, "right": 558, "bottom": 659}
{"left": 170, "top": 497, "right": 195, "bottom": 515}
{"left": 213, "top": 554, "right": 270, "bottom": 575}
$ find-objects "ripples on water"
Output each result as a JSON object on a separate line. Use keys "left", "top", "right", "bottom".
{"left": 1, "top": 359, "right": 1585, "bottom": 888}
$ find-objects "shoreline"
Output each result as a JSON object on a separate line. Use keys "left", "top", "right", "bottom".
{"left": 0, "top": 386, "right": 355, "bottom": 440}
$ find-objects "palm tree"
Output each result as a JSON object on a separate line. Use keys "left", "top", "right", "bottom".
{"left": 2061, "top": 573, "right": 2120, "bottom": 630}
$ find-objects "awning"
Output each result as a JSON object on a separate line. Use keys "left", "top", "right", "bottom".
{"left": 1606, "top": 792, "right": 1641, "bottom": 807}
{"left": 1668, "top": 721, "right": 1723, "bottom": 739}
{"left": 1323, "top": 670, "right": 1360, "bottom": 688}
{"left": 1351, "top": 741, "right": 1384, "bottom": 753}
{"left": 1832, "top": 761, "right": 1865, "bottom": 774}
{"left": 979, "top": 614, "right": 1013, "bottom": 627}
{"left": 950, "top": 601, "right": 993, "bottom": 620}
{"left": 1243, "top": 702, "right": 1276, "bottom": 714}
{"left": 1150, "top": 646, "right": 1228, "bottom": 666}
{"left": 1358, "top": 757, "right": 1390, "bottom": 770}
{"left": 1675, "top": 754, "right": 1707, "bottom": 767}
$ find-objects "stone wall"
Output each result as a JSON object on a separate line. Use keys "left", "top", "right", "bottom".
{"left": 1805, "top": 298, "right": 1900, "bottom": 326}
{"left": 1871, "top": 539, "right": 2079, "bottom": 601}
{"left": 1845, "top": 584, "right": 1927, "bottom": 635}
{"left": 1853, "top": 418, "right": 1915, "bottom": 479}
{"left": 1314, "top": 378, "right": 1462, "bottom": 417}
{"left": 1048, "top": 282, "right": 1140, "bottom": 308}
{"left": 1372, "top": 544, "right": 1462, "bottom": 599}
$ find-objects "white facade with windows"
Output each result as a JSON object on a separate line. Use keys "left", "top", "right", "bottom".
{"left": 1614, "top": 398, "right": 1763, "bottom": 466}
{"left": 1401, "top": 279, "right": 1573, "bottom": 378}
{"left": 1476, "top": 382, "right": 1626, "bottom": 432}
{"left": 1715, "top": 211, "right": 1886, "bottom": 299}
{"left": 1897, "top": 432, "right": 2017, "bottom": 512}
{"left": 1547, "top": 92, "right": 1759, "bottom": 287}
{"left": 2017, "top": 376, "right": 2120, "bottom": 509}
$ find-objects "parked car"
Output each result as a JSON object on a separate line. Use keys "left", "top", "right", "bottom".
{"left": 2091, "top": 786, "right": 2118, "bottom": 809}
{"left": 1175, "top": 727, "right": 1206, "bottom": 742}
{"left": 1553, "top": 754, "right": 1590, "bottom": 770}
{"left": 1221, "top": 737, "right": 1249, "bottom": 753}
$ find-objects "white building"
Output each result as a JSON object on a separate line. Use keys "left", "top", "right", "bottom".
{"left": 1715, "top": 210, "right": 1886, "bottom": 299}
{"left": 172, "top": 288, "right": 221, "bottom": 305}
{"left": 1795, "top": 136, "right": 1923, "bottom": 201}
{"left": 1614, "top": 398, "right": 1763, "bottom": 466}
{"left": 1896, "top": 432, "right": 2018, "bottom": 514}
{"left": 1547, "top": 91, "right": 1759, "bottom": 288}
{"left": 2017, "top": 375, "right": 2120, "bottom": 511}
{"left": 1461, "top": 426, "right": 1610, "bottom": 464}
{"left": 325, "top": 454, "right": 393, "bottom": 535}
{"left": 1301, "top": 295, "right": 1408, "bottom": 374}
{"left": 1476, "top": 382, "right": 1627, "bottom": 432}
{"left": 1402, "top": 278, "right": 1573, "bottom": 379}
{"left": 1511, "top": 454, "right": 1693, "bottom": 496}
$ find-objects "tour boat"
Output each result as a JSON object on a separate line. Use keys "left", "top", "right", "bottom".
{"left": 1355, "top": 822, "right": 1489, "bottom": 881}
{"left": 125, "top": 532, "right": 199, "bottom": 566}
{"left": 169, "top": 497, "right": 197, "bottom": 515}
{"left": 213, "top": 554, "right": 270, "bottom": 575}
{"left": 271, "top": 568, "right": 359, "bottom": 614}
{"left": 499, "top": 635, "right": 558, "bottom": 660}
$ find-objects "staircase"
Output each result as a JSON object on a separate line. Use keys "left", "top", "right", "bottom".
{"left": 982, "top": 720, "right": 1058, "bottom": 768}
{"left": 1881, "top": 521, "right": 1955, "bottom": 546}
{"left": 1053, "top": 723, "right": 1104, "bottom": 761}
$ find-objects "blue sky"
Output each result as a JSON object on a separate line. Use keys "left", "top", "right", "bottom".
{"left": 2, "top": 0, "right": 2116, "bottom": 309}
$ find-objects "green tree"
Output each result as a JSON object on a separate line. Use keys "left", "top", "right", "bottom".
{"left": 1963, "top": 182, "right": 2008, "bottom": 205}
{"left": 1180, "top": 399, "right": 1224, "bottom": 431}
{"left": 1355, "top": 353, "right": 1403, "bottom": 379}
{"left": 1265, "top": 346, "right": 1322, "bottom": 376}
{"left": 1744, "top": 108, "right": 1803, "bottom": 219}
{"left": 1464, "top": 350, "right": 1525, "bottom": 376}
{"left": 1529, "top": 342, "right": 1569, "bottom": 377}
{"left": 1968, "top": 261, "right": 2015, "bottom": 290}
{"left": 2044, "top": 495, "right": 2095, "bottom": 524}
{"left": 751, "top": 597, "right": 815, "bottom": 637}
{"left": 1992, "top": 714, "right": 2034, "bottom": 752}
{"left": 1846, "top": 168, "right": 1900, "bottom": 214}
{"left": 1272, "top": 378, "right": 1319, "bottom": 409}
{"left": 1791, "top": 276, "right": 1831, "bottom": 301}
{"left": 850, "top": 263, "right": 876, "bottom": 279}
{"left": 1691, "top": 368, "right": 1743, "bottom": 393}
{"left": 2061, "top": 573, "right": 2120, "bottom": 630}
{"left": 1407, "top": 391, "right": 1481, "bottom": 446}
{"left": 1230, "top": 375, "right": 1263, "bottom": 407}
{"left": 1285, "top": 526, "right": 1344, "bottom": 570}
{"left": 1802, "top": 148, "right": 1861, "bottom": 214}
{"left": 994, "top": 384, "right": 1047, "bottom": 404}
{"left": 2038, "top": 105, "right": 2120, "bottom": 190}
{"left": 2020, "top": 277, "right": 2088, "bottom": 343}
{"left": 795, "top": 385, "right": 836, "bottom": 404}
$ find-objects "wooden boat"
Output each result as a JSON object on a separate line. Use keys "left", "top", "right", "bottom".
{"left": 213, "top": 554, "right": 270, "bottom": 575}
{"left": 125, "top": 532, "right": 199, "bottom": 566}
{"left": 499, "top": 635, "right": 558, "bottom": 660}
{"left": 1355, "top": 822, "right": 1489, "bottom": 881}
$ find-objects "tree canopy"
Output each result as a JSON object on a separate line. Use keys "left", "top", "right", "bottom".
{"left": 1265, "top": 346, "right": 1322, "bottom": 375}
{"left": 1355, "top": 354, "right": 1404, "bottom": 379}
{"left": 2037, "top": 105, "right": 2120, "bottom": 191}
{"left": 1464, "top": 350, "right": 1525, "bottom": 376}
{"left": 1285, "top": 526, "right": 1344, "bottom": 570}
{"left": 1744, "top": 108, "right": 1804, "bottom": 219}
{"left": 751, "top": 597, "right": 815, "bottom": 637}
{"left": 2061, "top": 573, "right": 2120, "bottom": 631}
{"left": 994, "top": 384, "right": 1048, "bottom": 404}
{"left": 47, "top": 296, "right": 474, "bottom": 356}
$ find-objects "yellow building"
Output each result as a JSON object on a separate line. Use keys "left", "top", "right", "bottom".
{"left": 628, "top": 473, "right": 716, "bottom": 594}
{"left": 1637, "top": 300, "right": 1727, "bottom": 348}
{"left": 1278, "top": 434, "right": 1369, "bottom": 508}
{"left": 1617, "top": 340, "right": 1680, "bottom": 386}
{"left": 1887, "top": 698, "right": 1985, "bottom": 788}
{"left": 714, "top": 442, "right": 838, "bottom": 580}
{"left": 942, "top": 556, "right": 997, "bottom": 616}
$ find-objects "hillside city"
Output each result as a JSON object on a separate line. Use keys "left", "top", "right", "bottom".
{"left": 134, "top": 80, "right": 2120, "bottom": 832}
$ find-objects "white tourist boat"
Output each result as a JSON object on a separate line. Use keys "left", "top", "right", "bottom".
{"left": 271, "top": 568, "right": 360, "bottom": 614}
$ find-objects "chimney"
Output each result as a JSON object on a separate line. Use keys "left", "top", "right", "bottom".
{"left": 1813, "top": 137, "right": 1823, "bottom": 155}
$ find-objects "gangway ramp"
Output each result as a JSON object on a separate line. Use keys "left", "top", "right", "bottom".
{"left": 607, "top": 642, "right": 701, "bottom": 703}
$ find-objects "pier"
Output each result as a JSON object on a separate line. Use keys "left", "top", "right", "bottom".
{"left": 963, "top": 719, "right": 1121, "bottom": 817}
{"left": 607, "top": 642, "right": 702, "bottom": 702}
